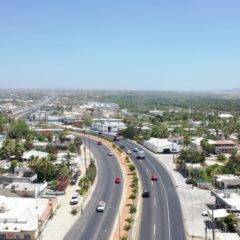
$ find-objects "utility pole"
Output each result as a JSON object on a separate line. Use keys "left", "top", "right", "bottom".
{"left": 212, "top": 204, "right": 215, "bottom": 240}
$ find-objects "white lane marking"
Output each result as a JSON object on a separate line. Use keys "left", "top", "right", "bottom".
{"left": 154, "top": 197, "right": 156, "bottom": 206}
{"left": 153, "top": 224, "right": 156, "bottom": 236}
{"left": 146, "top": 169, "right": 150, "bottom": 174}
{"left": 151, "top": 181, "right": 153, "bottom": 186}
{"left": 147, "top": 159, "right": 171, "bottom": 240}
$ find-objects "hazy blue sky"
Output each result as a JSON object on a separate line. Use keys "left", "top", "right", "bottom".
{"left": 0, "top": 1, "right": 239, "bottom": 90}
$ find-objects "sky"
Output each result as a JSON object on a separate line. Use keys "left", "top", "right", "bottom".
{"left": 0, "top": 1, "right": 240, "bottom": 91}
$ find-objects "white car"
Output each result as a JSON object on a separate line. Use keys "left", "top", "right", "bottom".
{"left": 96, "top": 201, "right": 106, "bottom": 212}
{"left": 108, "top": 151, "right": 113, "bottom": 156}
{"left": 126, "top": 149, "right": 132, "bottom": 154}
{"left": 70, "top": 195, "right": 80, "bottom": 205}
{"left": 133, "top": 147, "right": 139, "bottom": 152}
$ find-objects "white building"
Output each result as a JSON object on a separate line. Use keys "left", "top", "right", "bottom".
{"left": 22, "top": 150, "right": 49, "bottom": 160}
{"left": 0, "top": 182, "right": 48, "bottom": 198}
{"left": 91, "top": 120, "right": 126, "bottom": 133}
{"left": 0, "top": 196, "right": 57, "bottom": 240}
{"left": 143, "top": 138, "right": 181, "bottom": 153}
{"left": 219, "top": 113, "right": 233, "bottom": 119}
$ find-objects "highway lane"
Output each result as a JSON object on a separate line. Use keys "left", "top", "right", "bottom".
{"left": 64, "top": 139, "right": 123, "bottom": 240}
{"left": 119, "top": 139, "right": 186, "bottom": 240}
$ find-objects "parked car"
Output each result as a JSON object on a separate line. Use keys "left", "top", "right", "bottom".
{"left": 96, "top": 201, "right": 106, "bottom": 212}
{"left": 115, "top": 177, "right": 121, "bottom": 184}
{"left": 185, "top": 178, "right": 192, "bottom": 184}
{"left": 142, "top": 189, "right": 150, "bottom": 198}
{"left": 70, "top": 178, "right": 77, "bottom": 185}
{"left": 70, "top": 194, "right": 80, "bottom": 205}
{"left": 97, "top": 141, "right": 102, "bottom": 145}
{"left": 75, "top": 170, "right": 81, "bottom": 176}
{"left": 151, "top": 175, "right": 158, "bottom": 181}
{"left": 108, "top": 151, "right": 113, "bottom": 156}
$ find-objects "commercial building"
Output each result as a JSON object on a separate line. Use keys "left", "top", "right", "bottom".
{"left": 143, "top": 138, "right": 181, "bottom": 153}
{"left": 91, "top": 119, "right": 126, "bottom": 133}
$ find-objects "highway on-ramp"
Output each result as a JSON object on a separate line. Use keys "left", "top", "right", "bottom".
{"left": 119, "top": 139, "right": 186, "bottom": 240}
{"left": 64, "top": 139, "right": 123, "bottom": 240}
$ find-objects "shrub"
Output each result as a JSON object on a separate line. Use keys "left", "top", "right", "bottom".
{"left": 124, "top": 223, "right": 132, "bottom": 231}
{"left": 129, "top": 194, "right": 136, "bottom": 200}
{"left": 129, "top": 205, "right": 137, "bottom": 213}
{"left": 125, "top": 216, "right": 134, "bottom": 224}
{"left": 129, "top": 164, "right": 135, "bottom": 171}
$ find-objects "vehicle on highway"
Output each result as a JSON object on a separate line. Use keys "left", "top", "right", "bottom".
{"left": 133, "top": 147, "right": 139, "bottom": 152}
{"left": 97, "top": 141, "right": 102, "bottom": 145}
{"left": 142, "top": 189, "right": 150, "bottom": 198}
{"left": 108, "top": 151, "right": 113, "bottom": 156}
{"left": 119, "top": 144, "right": 125, "bottom": 149}
{"left": 115, "top": 177, "right": 121, "bottom": 184}
{"left": 70, "top": 194, "right": 80, "bottom": 205}
{"left": 151, "top": 175, "right": 159, "bottom": 181}
{"left": 96, "top": 201, "right": 106, "bottom": 212}
{"left": 126, "top": 149, "right": 132, "bottom": 154}
{"left": 137, "top": 150, "right": 146, "bottom": 159}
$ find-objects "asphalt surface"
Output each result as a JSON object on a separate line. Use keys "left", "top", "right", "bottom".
{"left": 64, "top": 139, "right": 123, "bottom": 240}
{"left": 118, "top": 139, "right": 186, "bottom": 240}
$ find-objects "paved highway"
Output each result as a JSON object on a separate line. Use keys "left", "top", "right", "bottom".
{"left": 119, "top": 139, "right": 186, "bottom": 240}
{"left": 64, "top": 139, "right": 123, "bottom": 240}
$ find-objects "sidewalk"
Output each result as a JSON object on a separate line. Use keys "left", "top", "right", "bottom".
{"left": 41, "top": 145, "right": 91, "bottom": 240}
{"left": 151, "top": 152, "right": 215, "bottom": 240}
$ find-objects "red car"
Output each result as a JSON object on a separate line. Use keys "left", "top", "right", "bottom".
{"left": 115, "top": 177, "right": 121, "bottom": 184}
{"left": 151, "top": 175, "right": 158, "bottom": 181}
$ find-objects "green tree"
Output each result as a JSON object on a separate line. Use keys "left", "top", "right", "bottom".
{"left": 120, "top": 125, "right": 139, "bottom": 140}
{"left": 8, "top": 119, "right": 31, "bottom": 139}
{"left": 84, "top": 116, "right": 93, "bottom": 127}
{"left": 0, "top": 138, "right": 14, "bottom": 160}
{"left": 151, "top": 124, "right": 169, "bottom": 138}
{"left": 14, "top": 139, "right": 25, "bottom": 159}
{"left": 10, "top": 160, "right": 18, "bottom": 173}
{"left": 200, "top": 139, "right": 214, "bottom": 156}
{"left": 178, "top": 149, "right": 205, "bottom": 164}
{"left": 68, "top": 143, "right": 77, "bottom": 153}
{"left": 74, "top": 136, "right": 82, "bottom": 155}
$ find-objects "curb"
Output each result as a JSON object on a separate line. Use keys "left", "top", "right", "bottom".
{"left": 129, "top": 161, "right": 143, "bottom": 240}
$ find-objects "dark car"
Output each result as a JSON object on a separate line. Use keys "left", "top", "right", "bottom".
{"left": 97, "top": 141, "right": 102, "bottom": 145}
{"left": 73, "top": 174, "right": 78, "bottom": 180}
{"left": 70, "top": 178, "right": 77, "bottom": 185}
{"left": 119, "top": 144, "right": 125, "bottom": 149}
{"left": 142, "top": 189, "right": 150, "bottom": 198}
{"left": 185, "top": 178, "right": 192, "bottom": 184}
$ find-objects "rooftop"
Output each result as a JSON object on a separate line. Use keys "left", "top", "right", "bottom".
{"left": 0, "top": 196, "right": 49, "bottom": 232}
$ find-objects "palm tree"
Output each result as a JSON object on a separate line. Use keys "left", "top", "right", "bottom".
{"left": 41, "top": 157, "right": 52, "bottom": 181}
{"left": 28, "top": 155, "right": 39, "bottom": 172}
{"left": 74, "top": 136, "right": 82, "bottom": 156}
{"left": 14, "top": 139, "right": 25, "bottom": 160}
{"left": 64, "top": 152, "right": 72, "bottom": 169}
